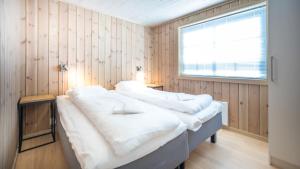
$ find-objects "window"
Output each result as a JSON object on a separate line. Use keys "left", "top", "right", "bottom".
{"left": 179, "top": 5, "right": 267, "bottom": 79}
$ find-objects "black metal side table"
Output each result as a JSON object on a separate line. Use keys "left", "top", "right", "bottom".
{"left": 17, "top": 94, "right": 56, "bottom": 153}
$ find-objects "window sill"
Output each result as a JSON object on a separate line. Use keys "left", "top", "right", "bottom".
{"left": 177, "top": 75, "right": 268, "bottom": 85}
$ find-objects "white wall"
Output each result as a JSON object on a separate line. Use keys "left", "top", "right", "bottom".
{"left": 268, "top": 0, "right": 300, "bottom": 168}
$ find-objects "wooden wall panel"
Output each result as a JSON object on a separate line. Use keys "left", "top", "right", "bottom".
{"left": 67, "top": 5, "right": 77, "bottom": 89}
{"left": 37, "top": 0, "right": 50, "bottom": 131}
{"left": 25, "top": 0, "right": 38, "bottom": 134}
{"left": 248, "top": 85, "right": 260, "bottom": 134}
{"left": 110, "top": 17, "right": 117, "bottom": 86}
{"left": 98, "top": 14, "right": 105, "bottom": 86}
{"left": 150, "top": 0, "right": 268, "bottom": 139}
{"left": 84, "top": 10, "right": 92, "bottom": 85}
{"left": 22, "top": 0, "right": 151, "bottom": 133}
{"left": 91, "top": 12, "right": 99, "bottom": 85}
{"left": 0, "top": 0, "right": 23, "bottom": 168}
{"left": 239, "top": 84, "right": 249, "bottom": 131}
{"left": 76, "top": 7, "right": 85, "bottom": 87}
{"left": 260, "top": 85, "right": 268, "bottom": 137}
{"left": 121, "top": 20, "right": 127, "bottom": 81}
{"left": 126, "top": 22, "right": 132, "bottom": 80}
{"left": 116, "top": 19, "right": 122, "bottom": 82}
{"left": 104, "top": 15, "right": 111, "bottom": 88}
{"left": 49, "top": 0, "right": 59, "bottom": 96}
{"left": 229, "top": 84, "right": 239, "bottom": 128}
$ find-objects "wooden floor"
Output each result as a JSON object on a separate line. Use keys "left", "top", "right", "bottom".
{"left": 15, "top": 129, "right": 276, "bottom": 169}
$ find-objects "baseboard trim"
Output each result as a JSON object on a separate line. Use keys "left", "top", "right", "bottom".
{"left": 270, "top": 156, "right": 300, "bottom": 169}
{"left": 222, "top": 126, "right": 268, "bottom": 142}
{"left": 11, "top": 149, "right": 18, "bottom": 169}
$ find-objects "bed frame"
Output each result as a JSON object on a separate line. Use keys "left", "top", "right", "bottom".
{"left": 187, "top": 112, "right": 222, "bottom": 152}
{"left": 57, "top": 116, "right": 189, "bottom": 169}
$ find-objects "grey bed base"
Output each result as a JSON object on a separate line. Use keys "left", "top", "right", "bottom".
{"left": 57, "top": 117, "right": 189, "bottom": 169}
{"left": 187, "top": 112, "right": 222, "bottom": 152}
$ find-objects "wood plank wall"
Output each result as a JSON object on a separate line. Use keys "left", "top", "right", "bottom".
{"left": 22, "top": 0, "right": 150, "bottom": 134}
{"left": 149, "top": 0, "right": 268, "bottom": 139}
{"left": 0, "top": 0, "right": 23, "bottom": 168}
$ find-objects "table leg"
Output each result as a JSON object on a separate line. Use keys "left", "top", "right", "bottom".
{"left": 51, "top": 101, "right": 56, "bottom": 142}
{"left": 18, "top": 105, "right": 23, "bottom": 153}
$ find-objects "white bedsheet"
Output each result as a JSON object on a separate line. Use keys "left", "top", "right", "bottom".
{"left": 69, "top": 91, "right": 181, "bottom": 156}
{"left": 57, "top": 96, "right": 186, "bottom": 169}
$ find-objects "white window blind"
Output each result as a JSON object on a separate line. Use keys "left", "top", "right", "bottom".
{"left": 179, "top": 5, "right": 267, "bottom": 79}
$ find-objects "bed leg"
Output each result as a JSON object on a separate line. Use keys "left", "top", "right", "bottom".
{"left": 211, "top": 134, "right": 217, "bottom": 143}
{"left": 179, "top": 162, "right": 185, "bottom": 169}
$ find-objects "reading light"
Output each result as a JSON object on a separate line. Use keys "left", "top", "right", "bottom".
{"left": 58, "top": 64, "right": 68, "bottom": 94}
{"left": 136, "top": 66, "right": 142, "bottom": 72}
{"left": 58, "top": 64, "right": 68, "bottom": 72}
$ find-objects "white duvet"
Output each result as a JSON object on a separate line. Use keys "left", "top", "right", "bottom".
{"left": 115, "top": 81, "right": 213, "bottom": 114}
{"left": 57, "top": 96, "right": 186, "bottom": 169}
{"left": 68, "top": 88, "right": 181, "bottom": 156}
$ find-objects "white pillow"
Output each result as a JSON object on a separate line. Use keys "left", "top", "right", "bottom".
{"left": 67, "top": 85, "right": 108, "bottom": 99}
{"left": 115, "top": 81, "right": 146, "bottom": 92}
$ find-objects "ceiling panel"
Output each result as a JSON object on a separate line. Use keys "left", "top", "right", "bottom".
{"left": 60, "top": 0, "right": 225, "bottom": 26}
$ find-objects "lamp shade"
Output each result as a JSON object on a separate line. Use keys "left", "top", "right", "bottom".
{"left": 136, "top": 71, "right": 144, "bottom": 83}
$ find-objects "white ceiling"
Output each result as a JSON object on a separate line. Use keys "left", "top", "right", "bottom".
{"left": 61, "top": 0, "right": 225, "bottom": 26}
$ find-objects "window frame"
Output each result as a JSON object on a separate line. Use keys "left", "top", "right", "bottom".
{"left": 177, "top": 2, "right": 268, "bottom": 84}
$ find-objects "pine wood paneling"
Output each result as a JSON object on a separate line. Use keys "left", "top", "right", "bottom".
{"left": 49, "top": 0, "right": 59, "bottom": 96}
{"left": 58, "top": 2, "right": 68, "bottom": 95}
{"left": 214, "top": 82, "right": 222, "bottom": 100}
{"left": 239, "top": 84, "right": 249, "bottom": 131}
{"left": 126, "top": 22, "right": 132, "bottom": 80}
{"left": 76, "top": 7, "right": 85, "bottom": 87}
{"left": 22, "top": 0, "right": 151, "bottom": 134}
{"left": 248, "top": 85, "right": 260, "bottom": 134}
{"left": 91, "top": 11, "right": 99, "bottom": 85}
{"left": 229, "top": 83, "right": 239, "bottom": 128}
{"left": 104, "top": 15, "right": 111, "bottom": 88}
{"left": 260, "top": 85, "right": 268, "bottom": 137}
{"left": 152, "top": 27, "right": 159, "bottom": 83}
{"left": 25, "top": 0, "right": 38, "bottom": 134}
{"left": 37, "top": 0, "right": 50, "bottom": 131}
{"left": 116, "top": 19, "right": 122, "bottom": 82}
{"left": 150, "top": 0, "right": 268, "bottom": 139}
{"left": 84, "top": 9, "right": 92, "bottom": 85}
{"left": 221, "top": 82, "right": 230, "bottom": 102}
{"left": 98, "top": 13, "right": 105, "bottom": 86}
{"left": 110, "top": 17, "right": 117, "bottom": 86}
{"left": 0, "top": 0, "right": 23, "bottom": 168}
{"left": 67, "top": 5, "right": 77, "bottom": 89}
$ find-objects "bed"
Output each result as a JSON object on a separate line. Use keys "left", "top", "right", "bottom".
{"left": 169, "top": 101, "right": 223, "bottom": 152}
{"left": 115, "top": 81, "right": 223, "bottom": 152}
{"left": 187, "top": 112, "right": 222, "bottom": 152}
{"left": 56, "top": 96, "right": 189, "bottom": 169}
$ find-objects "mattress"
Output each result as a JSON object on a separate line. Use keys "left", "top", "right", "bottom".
{"left": 56, "top": 96, "right": 187, "bottom": 169}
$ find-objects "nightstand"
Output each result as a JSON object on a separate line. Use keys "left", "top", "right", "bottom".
{"left": 17, "top": 94, "right": 56, "bottom": 153}
{"left": 146, "top": 84, "right": 163, "bottom": 91}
